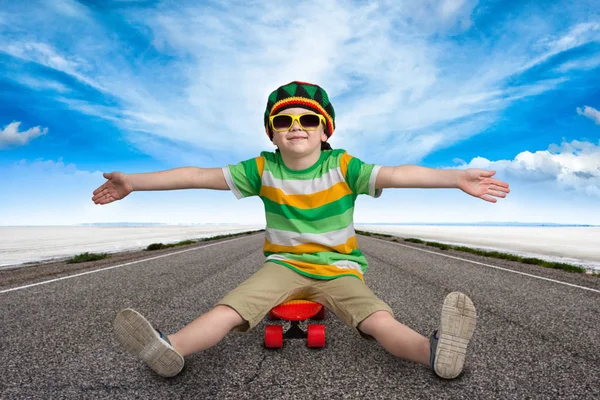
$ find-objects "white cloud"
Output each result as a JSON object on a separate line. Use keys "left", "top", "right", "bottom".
{"left": 0, "top": 42, "right": 106, "bottom": 92}
{"left": 14, "top": 158, "right": 79, "bottom": 174}
{"left": 0, "top": 121, "right": 48, "bottom": 149}
{"left": 51, "top": 0, "right": 89, "bottom": 19}
{"left": 555, "top": 55, "right": 600, "bottom": 73}
{"left": 520, "top": 22, "right": 600, "bottom": 72}
{"left": 456, "top": 140, "right": 600, "bottom": 197}
{"left": 577, "top": 106, "right": 600, "bottom": 125}
{"left": 14, "top": 75, "right": 70, "bottom": 92}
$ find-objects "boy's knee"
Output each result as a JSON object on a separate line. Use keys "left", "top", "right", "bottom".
{"left": 213, "top": 305, "right": 246, "bottom": 329}
{"left": 357, "top": 310, "right": 394, "bottom": 337}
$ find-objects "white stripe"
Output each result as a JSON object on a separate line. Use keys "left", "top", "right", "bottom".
{"left": 222, "top": 166, "right": 243, "bottom": 199}
{"left": 266, "top": 254, "right": 287, "bottom": 262}
{"left": 368, "top": 236, "right": 600, "bottom": 294}
{"left": 266, "top": 255, "right": 363, "bottom": 275}
{"left": 262, "top": 167, "right": 345, "bottom": 195}
{"left": 331, "top": 260, "right": 363, "bottom": 274}
{"left": 266, "top": 224, "right": 355, "bottom": 248}
{"left": 370, "top": 165, "right": 383, "bottom": 198}
{"left": 1, "top": 236, "right": 253, "bottom": 294}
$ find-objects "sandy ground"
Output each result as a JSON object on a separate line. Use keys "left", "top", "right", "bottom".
{"left": 0, "top": 225, "right": 265, "bottom": 267}
{"left": 357, "top": 225, "right": 600, "bottom": 270}
{"left": 0, "top": 234, "right": 258, "bottom": 288}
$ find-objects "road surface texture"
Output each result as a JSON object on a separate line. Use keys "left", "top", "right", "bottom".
{"left": 2, "top": 232, "right": 599, "bottom": 399}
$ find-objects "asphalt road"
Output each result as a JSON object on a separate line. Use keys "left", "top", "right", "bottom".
{"left": 2, "top": 233, "right": 599, "bottom": 399}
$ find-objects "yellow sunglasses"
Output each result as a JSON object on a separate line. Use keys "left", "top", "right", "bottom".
{"left": 269, "top": 113, "right": 326, "bottom": 132}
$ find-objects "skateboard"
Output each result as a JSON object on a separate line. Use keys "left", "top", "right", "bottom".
{"left": 264, "top": 300, "right": 326, "bottom": 349}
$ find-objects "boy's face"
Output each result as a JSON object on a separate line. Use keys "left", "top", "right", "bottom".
{"left": 271, "top": 107, "right": 328, "bottom": 157}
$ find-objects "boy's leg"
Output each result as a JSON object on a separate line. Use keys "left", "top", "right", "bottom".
{"left": 311, "top": 277, "right": 476, "bottom": 379}
{"left": 309, "top": 277, "right": 427, "bottom": 362}
{"left": 113, "top": 262, "right": 306, "bottom": 377}
{"left": 357, "top": 310, "right": 431, "bottom": 365}
{"left": 113, "top": 306, "right": 245, "bottom": 378}
{"left": 358, "top": 291, "right": 477, "bottom": 379}
{"left": 167, "top": 305, "right": 244, "bottom": 356}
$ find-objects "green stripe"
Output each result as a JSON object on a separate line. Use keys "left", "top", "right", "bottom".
{"left": 346, "top": 157, "right": 375, "bottom": 195}
{"left": 262, "top": 193, "right": 356, "bottom": 222}
{"left": 243, "top": 158, "right": 261, "bottom": 193}
{"left": 265, "top": 249, "right": 369, "bottom": 274}
{"left": 229, "top": 159, "right": 260, "bottom": 197}
{"left": 266, "top": 207, "right": 354, "bottom": 233}
{"left": 268, "top": 260, "right": 363, "bottom": 281}
{"left": 345, "top": 157, "right": 363, "bottom": 193}
{"left": 266, "top": 249, "right": 366, "bottom": 261}
{"left": 261, "top": 150, "right": 346, "bottom": 180}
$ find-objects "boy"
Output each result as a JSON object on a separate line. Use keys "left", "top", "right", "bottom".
{"left": 92, "top": 81, "right": 510, "bottom": 379}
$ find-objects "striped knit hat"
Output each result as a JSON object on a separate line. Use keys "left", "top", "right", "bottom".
{"left": 264, "top": 81, "right": 335, "bottom": 140}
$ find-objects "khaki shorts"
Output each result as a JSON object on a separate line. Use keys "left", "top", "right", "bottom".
{"left": 217, "top": 262, "right": 394, "bottom": 336}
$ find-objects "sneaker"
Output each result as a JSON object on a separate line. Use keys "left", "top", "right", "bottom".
{"left": 113, "top": 308, "right": 185, "bottom": 377}
{"left": 429, "top": 292, "right": 477, "bottom": 379}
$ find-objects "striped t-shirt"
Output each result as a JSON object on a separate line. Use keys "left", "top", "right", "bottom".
{"left": 222, "top": 149, "right": 382, "bottom": 281}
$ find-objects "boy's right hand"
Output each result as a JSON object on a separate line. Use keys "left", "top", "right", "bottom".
{"left": 92, "top": 172, "right": 134, "bottom": 205}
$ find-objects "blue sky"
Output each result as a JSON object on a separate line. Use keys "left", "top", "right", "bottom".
{"left": 1, "top": 0, "right": 599, "bottom": 226}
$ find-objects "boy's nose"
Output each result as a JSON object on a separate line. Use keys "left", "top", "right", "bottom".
{"left": 290, "top": 121, "right": 302, "bottom": 131}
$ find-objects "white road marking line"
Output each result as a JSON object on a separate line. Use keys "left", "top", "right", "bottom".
{"left": 1, "top": 236, "right": 253, "bottom": 294}
{"left": 368, "top": 236, "right": 600, "bottom": 294}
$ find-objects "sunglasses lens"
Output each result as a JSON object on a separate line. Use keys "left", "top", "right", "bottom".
{"left": 272, "top": 115, "right": 292, "bottom": 130}
{"left": 299, "top": 114, "right": 321, "bottom": 129}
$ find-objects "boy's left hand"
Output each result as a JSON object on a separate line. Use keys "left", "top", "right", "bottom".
{"left": 458, "top": 169, "right": 510, "bottom": 203}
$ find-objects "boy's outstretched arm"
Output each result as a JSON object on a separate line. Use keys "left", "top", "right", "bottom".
{"left": 375, "top": 165, "right": 510, "bottom": 203}
{"left": 92, "top": 167, "right": 229, "bottom": 205}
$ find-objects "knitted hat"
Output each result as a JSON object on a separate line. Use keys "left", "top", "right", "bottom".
{"left": 264, "top": 81, "right": 335, "bottom": 140}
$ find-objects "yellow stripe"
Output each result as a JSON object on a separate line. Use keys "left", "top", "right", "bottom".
{"left": 256, "top": 156, "right": 264, "bottom": 177}
{"left": 340, "top": 152, "right": 352, "bottom": 180}
{"left": 260, "top": 181, "right": 352, "bottom": 209}
{"left": 283, "top": 259, "right": 364, "bottom": 281}
{"left": 264, "top": 236, "right": 358, "bottom": 254}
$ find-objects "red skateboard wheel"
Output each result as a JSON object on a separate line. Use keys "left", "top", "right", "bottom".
{"left": 307, "top": 324, "right": 325, "bottom": 348}
{"left": 265, "top": 325, "right": 283, "bottom": 348}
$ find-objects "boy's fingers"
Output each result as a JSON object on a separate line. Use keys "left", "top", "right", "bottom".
{"left": 490, "top": 178, "right": 509, "bottom": 187}
{"left": 481, "top": 194, "right": 497, "bottom": 203}
{"left": 491, "top": 182, "right": 510, "bottom": 192}
{"left": 93, "top": 185, "right": 110, "bottom": 196}
{"left": 96, "top": 194, "right": 113, "bottom": 204}
{"left": 103, "top": 172, "right": 111, "bottom": 179}
{"left": 92, "top": 185, "right": 106, "bottom": 195}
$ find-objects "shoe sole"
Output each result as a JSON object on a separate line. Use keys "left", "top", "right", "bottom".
{"left": 113, "top": 308, "right": 184, "bottom": 378}
{"left": 434, "top": 292, "right": 477, "bottom": 379}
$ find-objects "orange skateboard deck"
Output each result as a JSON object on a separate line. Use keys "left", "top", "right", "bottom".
{"left": 264, "top": 300, "right": 326, "bottom": 349}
